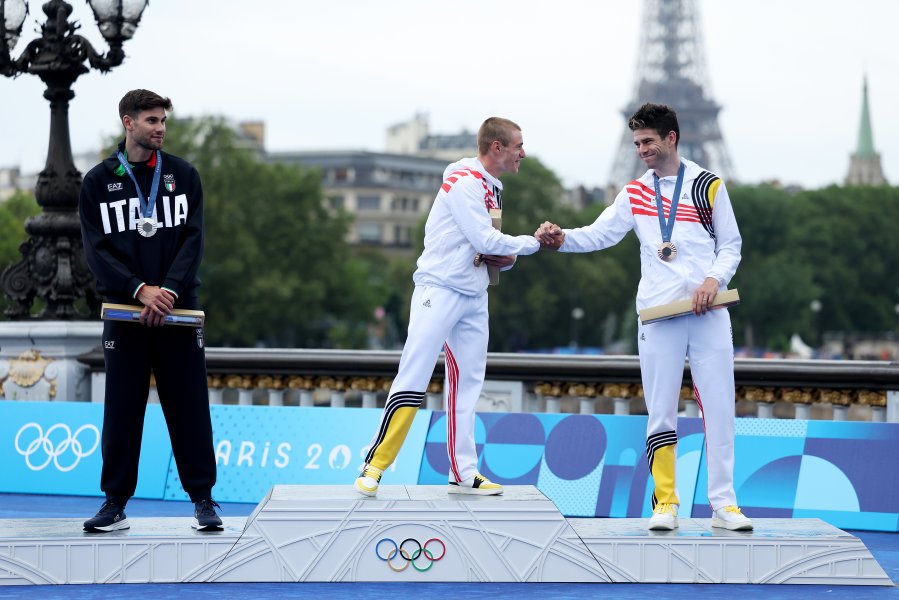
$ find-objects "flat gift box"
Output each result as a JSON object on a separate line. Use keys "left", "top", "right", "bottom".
{"left": 639, "top": 289, "right": 740, "bottom": 325}
{"left": 101, "top": 303, "right": 205, "bottom": 327}
{"left": 487, "top": 208, "right": 502, "bottom": 286}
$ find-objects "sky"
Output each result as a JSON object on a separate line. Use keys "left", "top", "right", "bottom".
{"left": 1, "top": 0, "right": 897, "bottom": 190}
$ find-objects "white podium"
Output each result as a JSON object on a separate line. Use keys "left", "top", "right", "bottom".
{"left": 0, "top": 485, "right": 892, "bottom": 586}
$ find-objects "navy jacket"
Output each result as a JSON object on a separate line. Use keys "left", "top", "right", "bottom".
{"left": 79, "top": 142, "right": 204, "bottom": 308}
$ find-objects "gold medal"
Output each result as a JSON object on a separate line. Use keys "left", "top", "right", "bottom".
{"left": 657, "top": 241, "right": 677, "bottom": 262}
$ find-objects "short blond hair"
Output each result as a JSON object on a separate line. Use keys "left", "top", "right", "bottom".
{"left": 477, "top": 117, "right": 521, "bottom": 155}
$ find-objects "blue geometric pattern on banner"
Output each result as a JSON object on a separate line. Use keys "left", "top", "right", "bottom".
{"left": 418, "top": 412, "right": 704, "bottom": 519}
{"left": 483, "top": 412, "right": 547, "bottom": 482}
{"left": 543, "top": 415, "right": 606, "bottom": 480}
{"left": 165, "top": 406, "right": 430, "bottom": 502}
{"left": 693, "top": 414, "right": 810, "bottom": 517}
{"left": 691, "top": 418, "right": 899, "bottom": 531}
{"left": 806, "top": 419, "right": 895, "bottom": 440}
{"left": 802, "top": 437, "right": 897, "bottom": 513}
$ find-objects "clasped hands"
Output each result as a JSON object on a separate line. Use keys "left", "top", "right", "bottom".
{"left": 535, "top": 221, "right": 565, "bottom": 250}
{"left": 136, "top": 285, "right": 176, "bottom": 327}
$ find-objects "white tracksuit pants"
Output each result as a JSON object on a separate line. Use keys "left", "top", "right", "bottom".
{"left": 637, "top": 308, "right": 737, "bottom": 510}
{"left": 363, "top": 284, "right": 488, "bottom": 483}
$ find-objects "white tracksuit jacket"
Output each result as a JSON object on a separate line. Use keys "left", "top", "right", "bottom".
{"left": 560, "top": 157, "right": 743, "bottom": 511}
{"left": 413, "top": 157, "right": 539, "bottom": 295}
{"left": 560, "top": 158, "right": 741, "bottom": 311}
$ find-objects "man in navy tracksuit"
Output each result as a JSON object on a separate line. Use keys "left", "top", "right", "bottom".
{"left": 79, "top": 89, "right": 220, "bottom": 532}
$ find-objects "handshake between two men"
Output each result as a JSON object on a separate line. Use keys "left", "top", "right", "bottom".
{"left": 477, "top": 221, "right": 565, "bottom": 266}
{"left": 534, "top": 221, "right": 565, "bottom": 251}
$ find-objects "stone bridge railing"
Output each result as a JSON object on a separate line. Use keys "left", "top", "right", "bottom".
{"left": 74, "top": 348, "right": 899, "bottom": 423}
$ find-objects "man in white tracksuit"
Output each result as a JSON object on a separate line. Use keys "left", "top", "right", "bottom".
{"left": 537, "top": 103, "right": 753, "bottom": 531}
{"left": 355, "top": 117, "right": 540, "bottom": 497}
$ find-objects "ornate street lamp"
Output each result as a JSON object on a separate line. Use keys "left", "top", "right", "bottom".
{"left": 0, "top": 0, "right": 148, "bottom": 319}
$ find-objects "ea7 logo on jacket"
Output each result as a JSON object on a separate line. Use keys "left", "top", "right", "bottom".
{"left": 98, "top": 194, "right": 189, "bottom": 234}
{"left": 107, "top": 183, "right": 123, "bottom": 192}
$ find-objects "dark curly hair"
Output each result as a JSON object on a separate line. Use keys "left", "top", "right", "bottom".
{"left": 118, "top": 89, "right": 173, "bottom": 121}
{"left": 628, "top": 103, "right": 679, "bottom": 147}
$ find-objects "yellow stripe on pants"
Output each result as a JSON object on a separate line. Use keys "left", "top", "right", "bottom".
{"left": 367, "top": 405, "right": 418, "bottom": 472}
{"left": 651, "top": 444, "right": 679, "bottom": 506}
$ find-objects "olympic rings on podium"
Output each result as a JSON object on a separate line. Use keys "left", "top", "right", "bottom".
{"left": 375, "top": 537, "right": 446, "bottom": 572}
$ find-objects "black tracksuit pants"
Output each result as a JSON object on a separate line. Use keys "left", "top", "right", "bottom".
{"left": 100, "top": 320, "right": 216, "bottom": 505}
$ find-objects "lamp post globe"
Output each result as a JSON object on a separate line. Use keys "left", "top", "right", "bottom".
{"left": 0, "top": 0, "right": 148, "bottom": 319}
{"left": 1, "top": 0, "right": 28, "bottom": 53}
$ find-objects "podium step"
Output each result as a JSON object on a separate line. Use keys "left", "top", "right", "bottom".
{"left": 0, "top": 486, "right": 892, "bottom": 585}
{"left": 570, "top": 517, "right": 892, "bottom": 584}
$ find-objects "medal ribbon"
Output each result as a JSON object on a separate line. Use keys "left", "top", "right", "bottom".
{"left": 116, "top": 150, "right": 163, "bottom": 219}
{"left": 653, "top": 162, "right": 686, "bottom": 245}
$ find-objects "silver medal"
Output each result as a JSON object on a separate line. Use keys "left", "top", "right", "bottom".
{"left": 138, "top": 217, "right": 158, "bottom": 238}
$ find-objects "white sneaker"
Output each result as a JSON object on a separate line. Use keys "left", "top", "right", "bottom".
{"left": 648, "top": 502, "right": 678, "bottom": 530}
{"left": 354, "top": 465, "right": 383, "bottom": 497}
{"left": 712, "top": 505, "right": 753, "bottom": 531}
{"left": 447, "top": 473, "right": 503, "bottom": 496}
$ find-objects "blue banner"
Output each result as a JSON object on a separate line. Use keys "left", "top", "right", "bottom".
{"left": 164, "top": 406, "right": 430, "bottom": 502}
{"left": 1, "top": 401, "right": 896, "bottom": 532}
{"left": 419, "top": 412, "right": 899, "bottom": 531}
{"left": 692, "top": 418, "right": 899, "bottom": 531}
{"left": 418, "top": 412, "right": 701, "bottom": 518}
{"left": 0, "top": 401, "right": 171, "bottom": 499}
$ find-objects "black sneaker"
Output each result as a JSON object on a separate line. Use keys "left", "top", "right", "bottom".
{"left": 83, "top": 500, "right": 129, "bottom": 532}
{"left": 192, "top": 498, "right": 223, "bottom": 531}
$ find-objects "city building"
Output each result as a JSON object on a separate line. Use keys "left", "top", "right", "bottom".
{"left": 385, "top": 113, "right": 476, "bottom": 162}
{"left": 845, "top": 76, "right": 887, "bottom": 186}
{"left": 266, "top": 150, "right": 445, "bottom": 250}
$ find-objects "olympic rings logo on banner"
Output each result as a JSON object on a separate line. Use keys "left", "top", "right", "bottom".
{"left": 375, "top": 537, "right": 446, "bottom": 572}
{"left": 14, "top": 422, "right": 100, "bottom": 472}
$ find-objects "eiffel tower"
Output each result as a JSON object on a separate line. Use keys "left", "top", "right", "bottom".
{"left": 609, "top": 0, "right": 734, "bottom": 188}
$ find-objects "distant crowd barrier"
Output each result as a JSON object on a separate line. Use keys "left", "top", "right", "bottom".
{"left": 68, "top": 348, "right": 899, "bottom": 422}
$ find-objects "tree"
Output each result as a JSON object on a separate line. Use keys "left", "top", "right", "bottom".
{"left": 488, "top": 158, "right": 641, "bottom": 352}
{"left": 728, "top": 183, "right": 899, "bottom": 352}
{"left": 108, "top": 116, "right": 375, "bottom": 347}
{"left": 790, "top": 185, "right": 899, "bottom": 338}
{"left": 728, "top": 185, "right": 821, "bottom": 351}
{"left": 0, "top": 192, "right": 41, "bottom": 318}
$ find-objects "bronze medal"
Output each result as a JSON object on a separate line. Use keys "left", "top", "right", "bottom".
{"left": 657, "top": 241, "right": 677, "bottom": 262}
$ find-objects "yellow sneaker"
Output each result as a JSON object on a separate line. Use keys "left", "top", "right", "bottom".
{"left": 448, "top": 473, "right": 503, "bottom": 496}
{"left": 354, "top": 465, "right": 383, "bottom": 497}
{"left": 712, "top": 505, "right": 753, "bottom": 531}
{"left": 648, "top": 502, "right": 678, "bottom": 530}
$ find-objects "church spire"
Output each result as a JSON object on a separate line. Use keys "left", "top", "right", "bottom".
{"left": 855, "top": 77, "right": 876, "bottom": 158}
{"left": 845, "top": 76, "right": 886, "bottom": 186}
